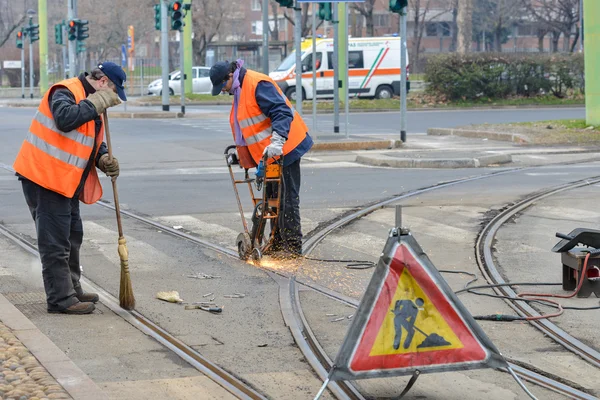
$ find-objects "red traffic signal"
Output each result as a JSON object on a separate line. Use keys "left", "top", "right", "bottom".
{"left": 172, "top": 1, "right": 180, "bottom": 10}
{"left": 17, "top": 31, "right": 23, "bottom": 38}
{"left": 69, "top": 20, "right": 76, "bottom": 28}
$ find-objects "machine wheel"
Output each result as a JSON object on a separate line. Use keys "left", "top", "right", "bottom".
{"left": 237, "top": 232, "right": 252, "bottom": 260}
{"left": 375, "top": 85, "right": 394, "bottom": 99}
{"left": 252, "top": 248, "right": 262, "bottom": 262}
{"left": 285, "top": 86, "right": 305, "bottom": 102}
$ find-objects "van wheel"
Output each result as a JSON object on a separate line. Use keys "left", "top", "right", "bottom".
{"left": 375, "top": 85, "right": 394, "bottom": 99}
{"left": 285, "top": 86, "right": 305, "bottom": 102}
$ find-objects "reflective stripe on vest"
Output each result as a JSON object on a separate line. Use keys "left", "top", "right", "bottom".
{"left": 25, "top": 131, "right": 88, "bottom": 169}
{"left": 231, "top": 69, "right": 309, "bottom": 165}
{"left": 13, "top": 77, "right": 104, "bottom": 204}
{"left": 33, "top": 111, "right": 95, "bottom": 148}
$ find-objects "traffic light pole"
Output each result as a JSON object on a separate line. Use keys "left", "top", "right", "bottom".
{"left": 311, "top": 3, "right": 317, "bottom": 134}
{"left": 21, "top": 45, "right": 25, "bottom": 98}
{"left": 29, "top": 24, "right": 34, "bottom": 99}
{"left": 400, "top": 7, "right": 407, "bottom": 142}
{"left": 39, "top": 0, "right": 48, "bottom": 94}
{"left": 294, "top": 0, "right": 302, "bottom": 116}
{"left": 62, "top": 25, "right": 68, "bottom": 80}
{"left": 68, "top": 0, "right": 76, "bottom": 78}
{"left": 161, "top": 0, "right": 169, "bottom": 111}
{"left": 262, "top": 0, "right": 269, "bottom": 74}
{"left": 179, "top": 31, "right": 185, "bottom": 115}
{"left": 333, "top": 4, "right": 339, "bottom": 133}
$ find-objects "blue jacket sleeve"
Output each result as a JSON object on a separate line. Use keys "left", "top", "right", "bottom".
{"left": 255, "top": 81, "right": 293, "bottom": 139}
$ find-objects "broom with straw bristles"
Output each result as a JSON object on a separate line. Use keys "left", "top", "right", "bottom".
{"left": 103, "top": 110, "right": 135, "bottom": 310}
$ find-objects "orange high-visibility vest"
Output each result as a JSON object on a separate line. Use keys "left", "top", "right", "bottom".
{"left": 229, "top": 69, "right": 308, "bottom": 167}
{"left": 13, "top": 77, "right": 104, "bottom": 204}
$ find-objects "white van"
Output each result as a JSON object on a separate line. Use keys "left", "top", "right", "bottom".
{"left": 147, "top": 66, "right": 212, "bottom": 96}
{"left": 269, "top": 37, "right": 409, "bottom": 101}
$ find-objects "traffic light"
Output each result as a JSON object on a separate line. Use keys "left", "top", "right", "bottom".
{"left": 54, "top": 23, "right": 63, "bottom": 45}
{"left": 389, "top": 0, "right": 408, "bottom": 14}
{"left": 169, "top": 1, "right": 183, "bottom": 31}
{"left": 16, "top": 29, "right": 24, "bottom": 49}
{"left": 29, "top": 24, "right": 40, "bottom": 43}
{"left": 76, "top": 20, "right": 89, "bottom": 40}
{"left": 318, "top": 3, "right": 332, "bottom": 21}
{"left": 68, "top": 19, "right": 77, "bottom": 41}
{"left": 275, "top": 0, "right": 294, "bottom": 8}
{"left": 76, "top": 40, "right": 86, "bottom": 54}
{"left": 154, "top": 4, "right": 161, "bottom": 30}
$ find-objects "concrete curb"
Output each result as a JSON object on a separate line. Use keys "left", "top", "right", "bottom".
{"left": 311, "top": 139, "right": 400, "bottom": 152}
{"left": 355, "top": 153, "right": 512, "bottom": 168}
{"left": 427, "top": 127, "right": 531, "bottom": 143}
{"left": 0, "top": 293, "right": 108, "bottom": 400}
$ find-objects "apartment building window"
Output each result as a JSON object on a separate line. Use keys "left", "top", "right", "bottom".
{"left": 251, "top": 0, "right": 261, "bottom": 11}
{"left": 426, "top": 22, "right": 450, "bottom": 37}
{"left": 374, "top": 14, "right": 390, "bottom": 28}
{"left": 517, "top": 24, "right": 536, "bottom": 36}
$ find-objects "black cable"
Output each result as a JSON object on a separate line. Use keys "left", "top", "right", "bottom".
{"left": 455, "top": 282, "right": 562, "bottom": 295}
{"left": 303, "top": 256, "right": 376, "bottom": 269}
{"left": 438, "top": 269, "right": 479, "bottom": 288}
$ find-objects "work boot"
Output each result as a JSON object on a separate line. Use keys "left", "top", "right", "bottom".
{"left": 77, "top": 292, "right": 99, "bottom": 303}
{"left": 48, "top": 302, "right": 95, "bottom": 315}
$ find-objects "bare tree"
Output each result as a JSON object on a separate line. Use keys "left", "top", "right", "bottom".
{"left": 522, "top": 0, "right": 579, "bottom": 53}
{"left": 473, "top": 0, "right": 522, "bottom": 52}
{"left": 457, "top": 0, "right": 473, "bottom": 53}
{"left": 350, "top": 0, "right": 375, "bottom": 37}
{"left": 410, "top": 0, "right": 452, "bottom": 66}
{"left": 191, "top": 0, "right": 233, "bottom": 64}
{"left": 270, "top": 1, "right": 280, "bottom": 41}
{"left": 282, "top": 3, "right": 323, "bottom": 37}
{"left": 0, "top": 0, "right": 26, "bottom": 49}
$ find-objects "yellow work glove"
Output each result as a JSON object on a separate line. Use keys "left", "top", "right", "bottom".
{"left": 98, "top": 154, "right": 119, "bottom": 177}
{"left": 87, "top": 90, "right": 121, "bottom": 115}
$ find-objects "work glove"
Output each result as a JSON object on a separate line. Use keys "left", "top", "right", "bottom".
{"left": 263, "top": 132, "right": 285, "bottom": 159}
{"left": 87, "top": 90, "right": 121, "bottom": 115}
{"left": 97, "top": 154, "right": 120, "bottom": 178}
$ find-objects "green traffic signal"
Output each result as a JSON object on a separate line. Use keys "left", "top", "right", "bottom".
{"left": 29, "top": 24, "right": 40, "bottom": 43}
{"left": 389, "top": 0, "right": 408, "bottom": 14}
{"left": 54, "top": 24, "right": 63, "bottom": 45}
{"left": 77, "top": 20, "right": 89, "bottom": 40}
{"left": 318, "top": 3, "right": 332, "bottom": 21}
{"left": 275, "top": 0, "right": 294, "bottom": 8}
{"left": 77, "top": 40, "right": 86, "bottom": 54}
{"left": 154, "top": 4, "right": 161, "bottom": 31}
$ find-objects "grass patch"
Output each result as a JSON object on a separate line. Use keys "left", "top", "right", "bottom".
{"left": 462, "top": 119, "right": 600, "bottom": 145}
{"left": 135, "top": 93, "right": 585, "bottom": 111}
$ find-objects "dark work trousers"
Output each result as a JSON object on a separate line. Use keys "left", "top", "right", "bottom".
{"left": 21, "top": 179, "right": 83, "bottom": 311}
{"left": 267, "top": 159, "right": 302, "bottom": 254}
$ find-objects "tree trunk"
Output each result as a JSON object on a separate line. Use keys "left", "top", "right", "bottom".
{"left": 551, "top": 31, "right": 560, "bottom": 52}
{"left": 570, "top": 29, "right": 579, "bottom": 53}
{"left": 450, "top": 5, "right": 458, "bottom": 52}
{"left": 457, "top": 0, "right": 473, "bottom": 53}
{"left": 271, "top": 2, "right": 279, "bottom": 41}
{"left": 562, "top": 31, "right": 571, "bottom": 52}
{"left": 366, "top": 13, "right": 374, "bottom": 37}
{"left": 537, "top": 29, "right": 546, "bottom": 52}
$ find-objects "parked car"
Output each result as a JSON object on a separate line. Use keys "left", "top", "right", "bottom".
{"left": 147, "top": 66, "right": 211, "bottom": 95}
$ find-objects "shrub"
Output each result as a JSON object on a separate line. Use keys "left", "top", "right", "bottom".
{"left": 424, "top": 53, "right": 585, "bottom": 101}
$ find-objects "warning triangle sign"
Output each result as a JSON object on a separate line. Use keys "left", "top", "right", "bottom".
{"left": 331, "top": 231, "right": 506, "bottom": 381}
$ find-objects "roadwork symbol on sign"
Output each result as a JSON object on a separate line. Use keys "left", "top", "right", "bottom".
{"left": 329, "top": 231, "right": 506, "bottom": 381}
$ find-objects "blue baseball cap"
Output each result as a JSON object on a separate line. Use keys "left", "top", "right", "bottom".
{"left": 210, "top": 61, "right": 230, "bottom": 96}
{"left": 98, "top": 62, "right": 127, "bottom": 101}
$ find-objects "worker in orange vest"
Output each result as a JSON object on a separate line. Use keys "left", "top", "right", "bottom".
{"left": 210, "top": 60, "right": 313, "bottom": 258}
{"left": 13, "top": 62, "right": 126, "bottom": 314}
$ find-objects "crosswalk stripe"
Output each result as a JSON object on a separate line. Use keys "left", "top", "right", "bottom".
{"left": 83, "top": 221, "right": 172, "bottom": 271}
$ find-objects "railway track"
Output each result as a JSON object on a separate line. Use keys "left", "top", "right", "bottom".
{"left": 1, "top": 162, "right": 597, "bottom": 398}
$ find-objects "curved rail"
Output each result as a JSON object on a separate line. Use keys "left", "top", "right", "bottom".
{"left": 475, "top": 176, "right": 600, "bottom": 369}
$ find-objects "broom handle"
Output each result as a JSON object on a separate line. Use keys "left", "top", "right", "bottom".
{"left": 103, "top": 111, "right": 124, "bottom": 238}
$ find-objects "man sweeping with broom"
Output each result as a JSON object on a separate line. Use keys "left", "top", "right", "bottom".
{"left": 13, "top": 62, "right": 132, "bottom": 314}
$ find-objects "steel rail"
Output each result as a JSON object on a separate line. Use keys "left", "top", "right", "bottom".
{"left": 475, "top": 176, "right": 600, "bottom": 370}
{"left": 0, "top": 223, "right": 266, "bottom": 400}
